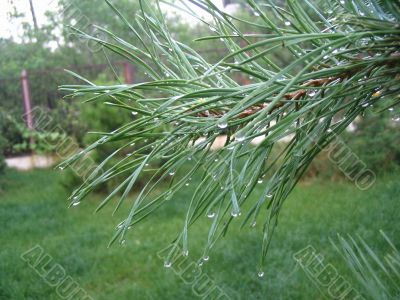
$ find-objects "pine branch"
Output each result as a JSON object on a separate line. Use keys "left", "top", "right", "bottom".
{"left": 60, "top": 0, "right": 400, "bottom": 274}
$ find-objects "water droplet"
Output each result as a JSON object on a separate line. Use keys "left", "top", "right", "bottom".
{"left": 203, "top": 256, "right": 209, "bottom": 261}
{"left": 236, "top": 134, "right": 245, "bottom": 142}
{"left": 362, "top": 102, "right": 369, "bottom": 108}
{"left": 266, "top": 193, "right": 273, "bottom": 198}
{"left": 130, "top": 142, "right": 135, "bottom": 146}
{"left": 168, "top": 48, "right": 173, "bottom": 52}
{"left": 185, "top": 183, "right": 190, "bottom": 186}
{"left": 131, "top": 111, "right": 138, "bottom": 116}
{"left": 257, "top": 179, "right": 263, "bottom": 184}
{"left": 187, "top": 157, "right": 192, "bottom": 161}
{"left": 254, "top": 11, "right": 260, "bottom": 17}
{"left": 388, "top": 108, "right": 394, "bottom": 112}
{"left": 258, "top": 271, "right": 265, "bottom": 278}
{"left": 214, "top": 159, "right": 219, "bottom": 162}
{"left": 121, "top": 239, "right": 126, "bottom": 245}
{"left": 164, "top": 261, "right": 172, "bottom": 268}
{"left": 59, "top": 166, "right": 64, "bottom": 170}
{"left": 217, "top": 121, "right": 228, "bottom": 129}
{"left": 284, "top": 21, "right": 291, "bottom": 26}
{"left": 276, "top": 75, "right": 286, "bottom": 82}
{"left": 392, "top": 116, "right": 400, "bottom": 122}
{"left": 145, "top": 163, "right": 149, "bottom": 167}
{"left": 323, "top": 55, "right": 329, "bottom": 59}
{"left": 72, "top": 201, "right": 80, "bottom": 207}
{"left": 340, "top": 0, "right": 345, "bottom": 5}
{"left": 251, "top": 221, "right": 257, "bottom": 228}
{"left": 209, "top": 26, "right": 217, "bottom": 32}
{"left": 231, "top": 211, "right": 241, "bottom": 218}
{"left": 169, "top": 171, "right": 175, "bottom": 176}
{"left": 227, "top": 145, "right": 234, "bottom": 150}
{"left": 182, "top": 250, "right": 189, "bottom": 256}
{"left": 207, "top": 212, "right": 215, "bottom": 218}
{"left": 198, "top": 260, "right": 204, "bottom": 267}
{"left": 309, "top": 90, "right": 316, "bottom": 97}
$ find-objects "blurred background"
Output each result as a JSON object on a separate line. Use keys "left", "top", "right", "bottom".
{"left": 0, "top": 1, "right": 399, "bottom": 299}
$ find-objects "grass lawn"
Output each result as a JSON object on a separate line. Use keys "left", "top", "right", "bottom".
{"left": 0, "top": 168, "right": 398, "bottom": 299}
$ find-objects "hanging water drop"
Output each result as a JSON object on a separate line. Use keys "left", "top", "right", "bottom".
{"left": 392, "top": 116, "right": 400, "bottom": 122}
{"left": 231, "top": 211, "right": 241, "bottom": 218}
{"left": 164, "top": 261, "right": 172, "bottom": 268}
{"left": 217, "top": 121, "right": 228, "bottom": 129}
{"left": 131, "top": 111, "right": 138, "bottom": 116}
{"left": 362, "top": 102, "right": 369, "bottom": 108}
{"left": 250, "top": 221, "right": 257, "bottom": 228}
{"left": 72, "top": 201, "right": 80, "bottom": 207}
{"left": 203, "top": 255, "right": 209, "bottom": 261}
{"left": 207, "top": 212, "right": 215, "bottom": 218}
{"left": 258, "top": 271, "right": 265, "bottom": 278}
{"left": 257, "top": 179, "right": 263, "bottom": 184}
{"left": 169, "top": 171, "right": 175, "bottom": 176}
{"left": 284, "top": 21, "right": 291, "bottom": 26}
{"left": 309, "top": 90, "right": 316, "bottom": 97}
{"left": 182, "top": 250, "right": 189, "bottom": 257}
{"left": 236, "top": 134, "right": 245, "bottom": 142}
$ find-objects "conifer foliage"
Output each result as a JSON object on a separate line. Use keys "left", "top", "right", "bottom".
{"left": 61, "top": 0, "right": 400, "bottom": 271}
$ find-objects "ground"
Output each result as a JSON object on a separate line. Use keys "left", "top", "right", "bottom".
{"left": 0, "top": 169, "right": 398, "bottom": 299}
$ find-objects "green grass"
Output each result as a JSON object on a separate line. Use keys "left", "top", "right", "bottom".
{"left": 0, "top": 168, "right": 398, "bottom": 299}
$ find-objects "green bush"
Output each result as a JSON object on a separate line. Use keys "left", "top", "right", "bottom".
{"left": 0, "top": 107, "right": 67, "bottom": 156}
{"left": 344, "top": 112, "right": 400, "bottom": 174}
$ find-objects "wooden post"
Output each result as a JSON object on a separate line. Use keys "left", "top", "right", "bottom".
{"left": 21, "top": 69, "right": 34, "bottom": 132}
{"left": 123, "top": 62, "right": 134, "bottom": 84}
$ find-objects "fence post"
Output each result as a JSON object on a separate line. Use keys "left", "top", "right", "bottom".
{"left": 123, "top": 62, "right": 134, "bottom": 84}
{"left": 21, "top": 69, "right": 34, "bottom": 145}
